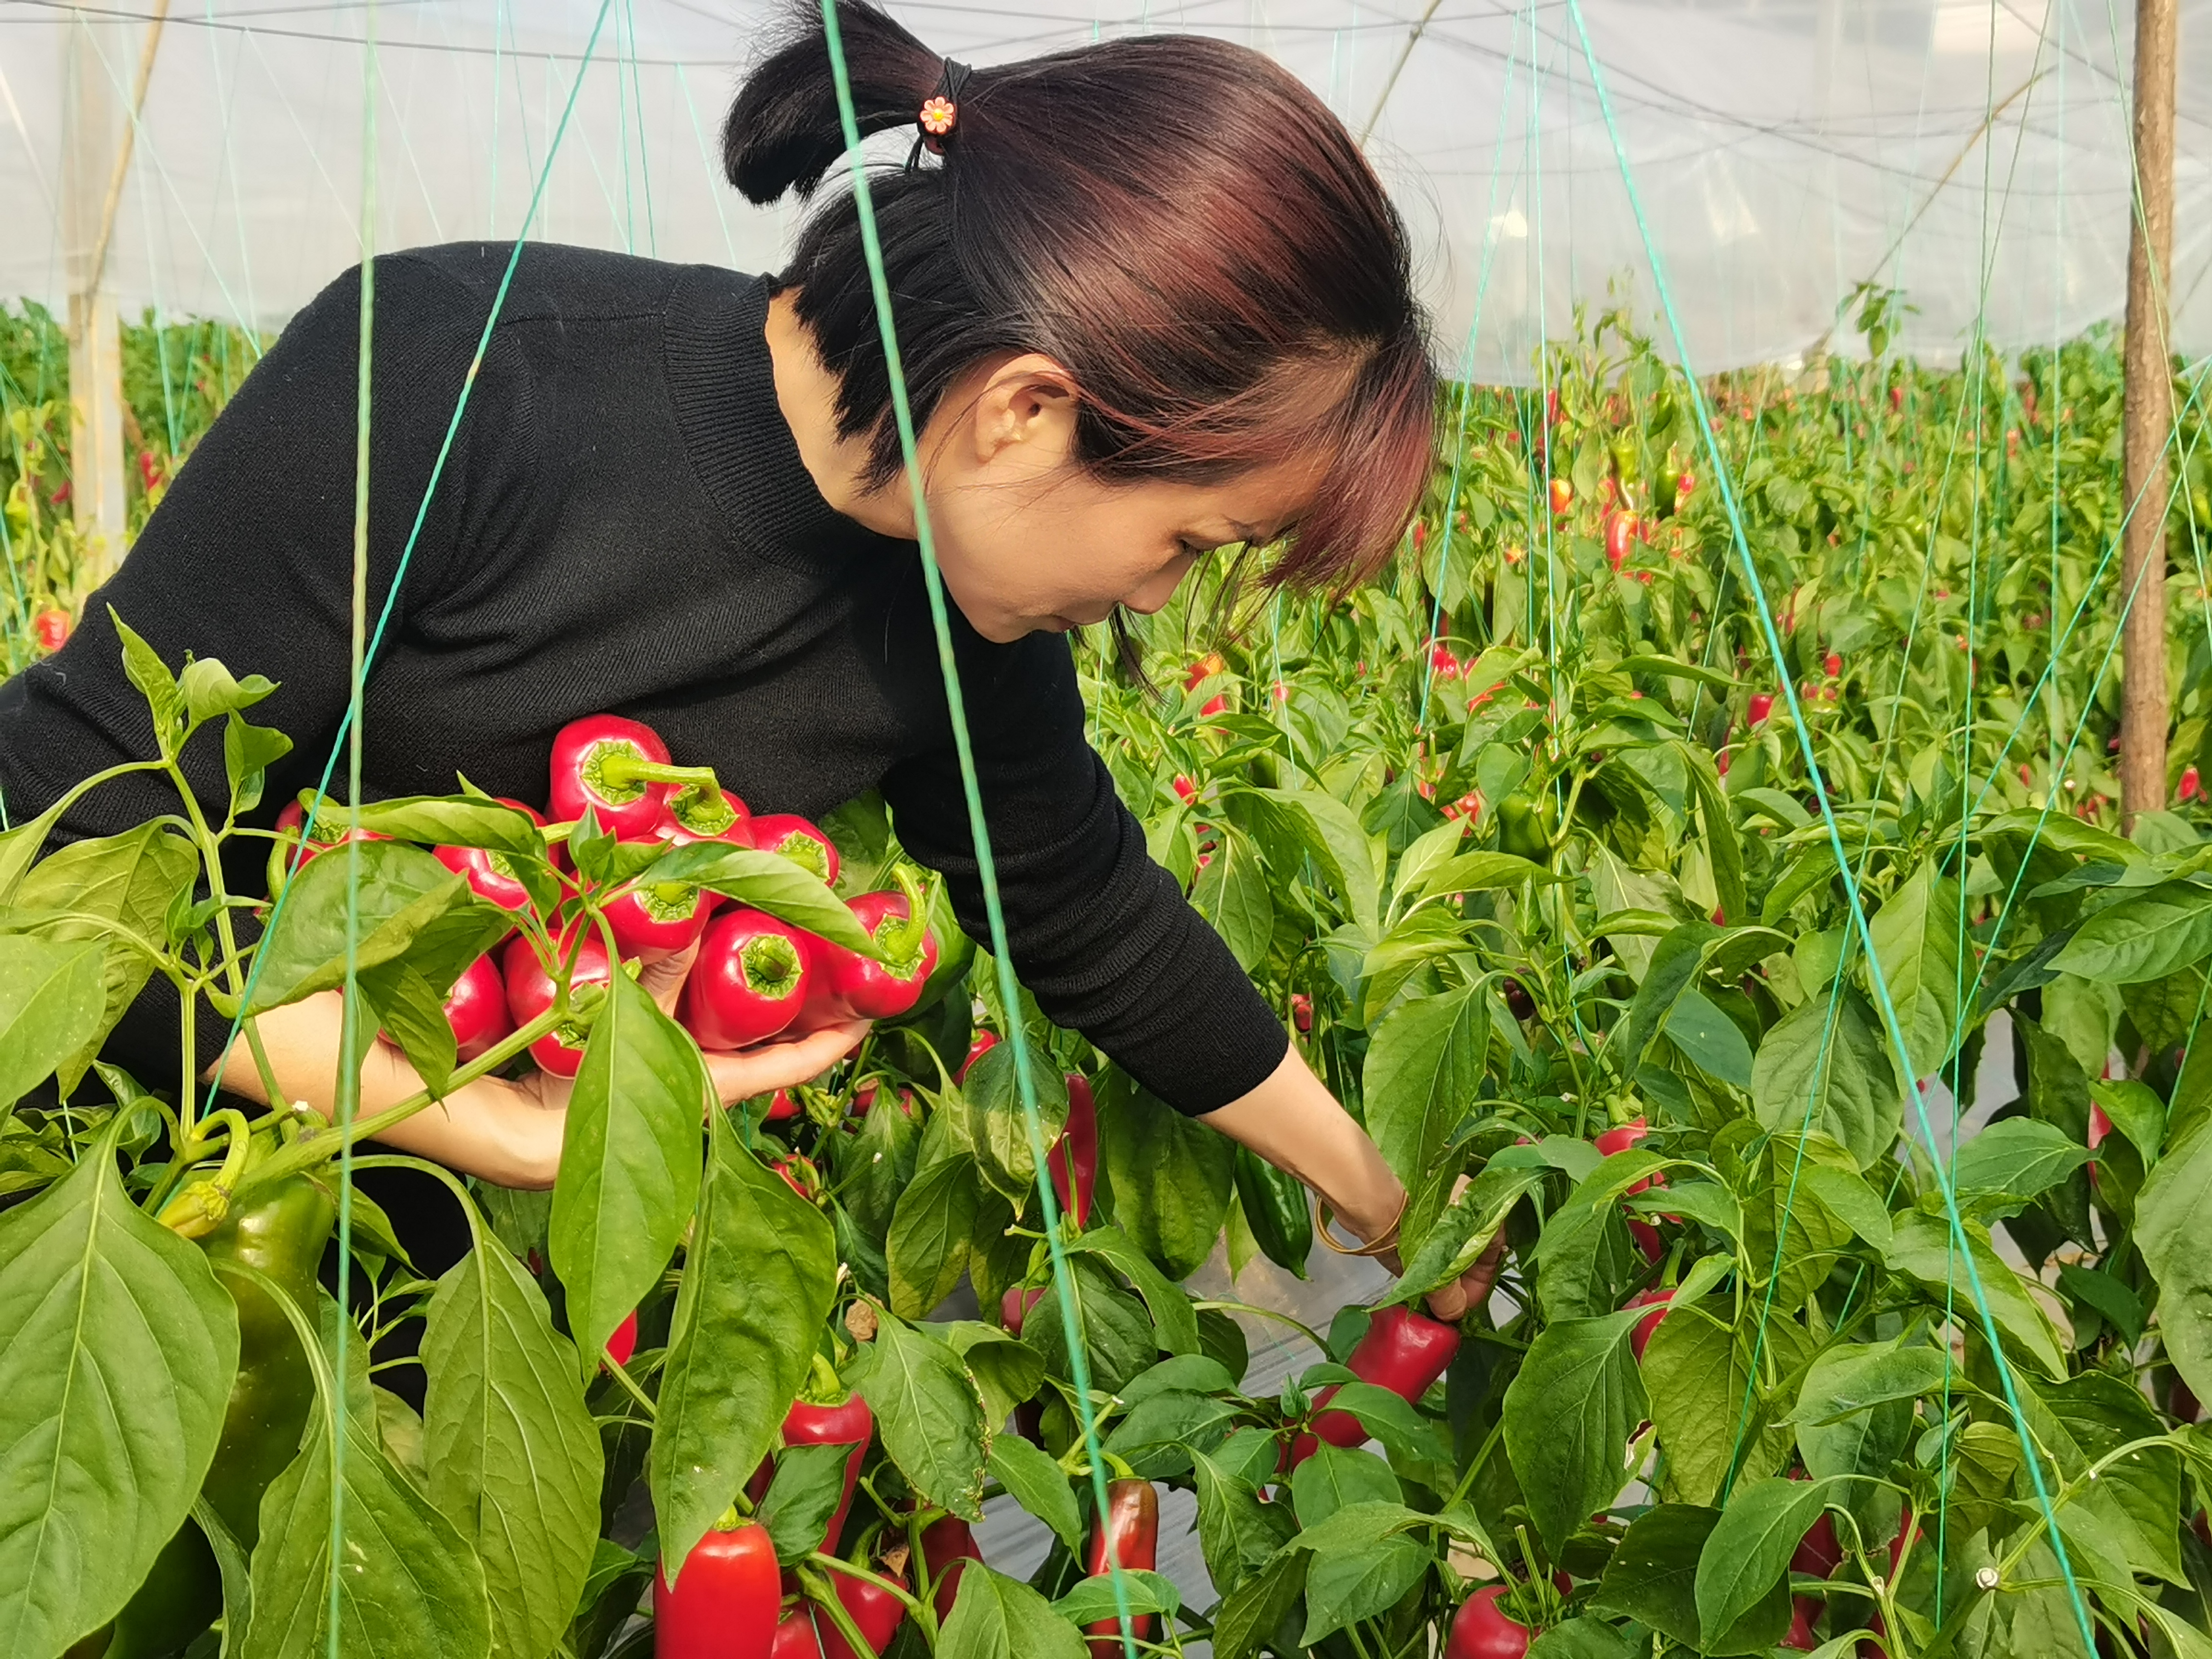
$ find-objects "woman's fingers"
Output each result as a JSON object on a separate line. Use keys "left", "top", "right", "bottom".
{"left": 1422, "top": 1232, "right": 1507, "bottom": 1322}
{"left": 699, "top": 1019, "right": 872, "bottom": 1104}
{"left": 637, "top": 941, "right": 702, "bottom": 1018}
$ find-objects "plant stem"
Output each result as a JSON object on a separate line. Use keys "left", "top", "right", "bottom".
{"left": 234, "top": 1003, "right": 567, "bottom": 1193}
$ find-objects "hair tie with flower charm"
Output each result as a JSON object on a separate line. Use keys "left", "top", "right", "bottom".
{"left": 907, "top": 58, "right": 974, "bottom": 170}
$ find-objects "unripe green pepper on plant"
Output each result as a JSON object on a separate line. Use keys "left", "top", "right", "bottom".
{"left": 1497, "top": 793, "right": 1551, "bottom": 863}
{"left": 196, "top": 1170, "right": 339, "bottom": 1548}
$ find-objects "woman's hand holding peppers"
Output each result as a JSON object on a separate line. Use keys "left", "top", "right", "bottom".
{"left": 214, "top": 941, "right": 869, "bottom": 1189}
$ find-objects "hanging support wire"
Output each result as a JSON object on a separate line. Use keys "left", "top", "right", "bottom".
{"left": 811, "top": 4, "right": 1140, "bottom": 1652}
{"left": 1558, "top": 0, "right": 2099, "bottom": 1647}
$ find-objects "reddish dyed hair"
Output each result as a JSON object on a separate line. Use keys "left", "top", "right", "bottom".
{"left": 725, "top": 1, "right": 1436, "bottom": 589}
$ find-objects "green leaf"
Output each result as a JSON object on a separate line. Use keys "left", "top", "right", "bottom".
{"left": 1069, "top": 1226, "right": 1202, "bottom": 1357}
{"left": 1398, "top": 1158, "right": 1545, "bottom": 1303}
{"left": 223, "top": 714, "right": 293, "bottom": 815}
{"left": 550, "top": 965, "right": 708, "bottom": 1370}
{"left": 13, "top": 822, "right": 199, "bottom": 1094}
{"left": 2091, "top": 1077, "right": 2167, "bottom": 1166}
{"left": 1751, "top": 986, "right": 1899, "bottom": 1169}
{"left": 1503, "top": 1310, "right": 1648, "bottom": 1552}
{"left": 1300, "top": 1528, "right": 1429, "bottom": 1641}
{"left": 638, "top": 843, "right": 883, "bottom": 958}
{"left": 420, "top": 1227, "right": 603, "bottom": 1659}
{"left": 940, "top": 1564, "right": 1087, "bottom": 1659}
{"left": 1589, "top": 1503, "right": 1788, "bottom": 1656}
{"left": 1866, "top": 860, "right": 1963, "bottom": 1079}
{"left": 112, "top": 610, "right": 184, "bottom": 748}
{"left": 0, "top": 1127, "right": 240, "bottom": 1658}
{"left": 1417, "top": 849, "right": 1566, "bottom": 900}
{"left": 2137, "top": 1123, "right": 2212, "bottom": 1410}
{"left": 962, "top": 1045, "right": 1069, "bottom": 1204}
{"left": 1095, "top": 1071, "right": 1232, "bottom": 1281}
{"left": 239, "top": 1409, "right": 491, "bottom": 1659}
{"left": 1022, "top": 1254, "right": 1157, "bottom": 1396}
{"left": 1884, "top": 1212, "right": 2067, "bottom": 1378}
{"left": 886, "top": 1154, "right": 979, "bottom": 1320}
{"left": 1254, "top": 787, "right": 1381, "bottom": 930}
{"left": 1193, "top": 830, "right": 1274, "bottom": 972}
{"left": 346, "top": 797, "right": 546, "bottom": 857}
{"left": 759, "top": 1442, "right": 853, "bottom": 1564}
{"left": 1695, "top": 1475, "right": 1831, "bottom": 1645}
{"left": 1642, "top": 1300, "right": 1758, "bottom": 1508}
{"left": 848, "top": 1309, "right": 988, "bottom": 1521}
{"left": 1102, "top": 1390, "right": 1238, "bottom": 1479}
{"left": 178, "top": 654, "right": 277, "bottom": 726}
{"left": 2053, "top": 880, "right": 2212, "bottom": 984}
{"left": 1291, "top": 1442, "right": 1400, "bottom": 1527}
{"left": 0, "top": 936, "right": 108, "bottom": 1111}
{"left": 1050, "top": 1568, "right": 1181, "bottom": 1627}
{"left": 988, "top": 1435, "right": 1082, "bottom": 1554}
{"left": 1363, "top": 983, "right": 1490, "bottom": 1186}
{"left": 1952, "top": 1118, "right": 2095, "bottom": 1207}
{"left": 1663, "top": 989, "right": 1755, "bottom": 1089}
{"left": 2056, "top": 1263, "right": 2146, "bottom": 1345}
{"left": 1527, "top": 1617, "right": 1637, "bottom": 1658}
{"left": 1190, "top": 1447, "right": 1295, "bottom": 1593}
{"left": 1619, "top": 921, "right": 1716, "bottom": 1075}
{"left": 1682, "top": 744, "right": 1748, "bottom": 934}
{"left": 1208, "top": 1551, "right": 1308, "bottom": 1659}
{"left": 1788, "top": 1342, "right": 1952, "bottom": 1425}
{"left": 248, "top": 842, "right": 506, "bottom": 1013}
{"left": 650, "top": 1105, "right": 836, "bottom": 1570}
{"left": 193, "top": 1497, "right": 254, "bottom": 1659}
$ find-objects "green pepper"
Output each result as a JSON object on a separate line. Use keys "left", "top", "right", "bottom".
{"left": 1497, "top": 793, "right": 1551, "bottom": 865}
{"left": 196, "top": 1172, "right": 338, "bottom": 1548}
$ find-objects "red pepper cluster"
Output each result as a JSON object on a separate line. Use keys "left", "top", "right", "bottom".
{"left": 341, "top": 713, "right": 941, "bottom": 1083}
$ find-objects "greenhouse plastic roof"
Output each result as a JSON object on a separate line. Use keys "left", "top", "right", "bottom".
{"left": 2, "top": 0, "right": 2209, "bottom": 377}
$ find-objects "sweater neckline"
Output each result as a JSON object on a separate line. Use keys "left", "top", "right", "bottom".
{"left": 663, "top": 268, "right": 910, "bottom": 573}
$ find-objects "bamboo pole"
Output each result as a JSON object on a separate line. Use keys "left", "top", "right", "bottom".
{"left": 2119, "top": 0, "right": 2177, "bottom": 824}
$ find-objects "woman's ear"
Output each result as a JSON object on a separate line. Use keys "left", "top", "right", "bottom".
{"left": 967, "top": 353, "right": 1081, "bottom": 469}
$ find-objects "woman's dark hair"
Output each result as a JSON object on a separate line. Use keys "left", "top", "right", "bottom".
{"left": 724, "top": 0, "right": 1436, "bottom": 589}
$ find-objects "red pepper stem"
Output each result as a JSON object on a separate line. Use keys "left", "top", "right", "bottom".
{"left": 804, "top": 1553, "right": 926, "bottom": 1622}
{"left": 886, "top": 864, "right": 934, "bottom": 966}
{"left": 596, "top": 754, "right": 723, "bottom": 799}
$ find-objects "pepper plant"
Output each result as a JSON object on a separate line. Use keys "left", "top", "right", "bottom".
{"left": 6, "top": 304, "right": 2212, "bottom": 1659}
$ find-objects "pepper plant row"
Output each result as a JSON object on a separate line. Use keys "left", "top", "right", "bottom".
{"left": 6, "top": 311, "right": 2212, "bottom": 1659}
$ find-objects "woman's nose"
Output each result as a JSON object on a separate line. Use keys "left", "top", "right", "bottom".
{"left": 1122, "top": 565, "right": 1188, "bottom": 616}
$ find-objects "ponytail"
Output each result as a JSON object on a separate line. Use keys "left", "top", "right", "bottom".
{"left": 721, "top": 0, "right": 1437, "bottom": 592}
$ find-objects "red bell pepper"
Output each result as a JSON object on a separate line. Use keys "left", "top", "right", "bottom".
{"left": 784, "top": 1394, "right": 873, "bottom": 1556}
{"left": 830, "top": 880, "right": 940, "bottom": 1021}
{"left": 1447, "top": 1586, "right": 1533, "bottom": 1658}
{"left": 33, "top": 607, "right": 70, "bottom": 653}
{"left": 604, "top": 878, "right": 714, "bottom": 965}
{"left": 1291, "top": 1307, "right": 1461, "bottom": 1465}
{"left": 1781, "top": 1597, "right": 1819, "bottom": 1650}
{"left": 654, "top": 1515, "right": 780, "bottom": 1657}
{"left": 272, "top": 797, "right": 387, "bottom": 874}
{"left": 502, "top": 930, "right": 614, "bottom": 1079}
{"left": 1627, "top": 1287, "right": 1674, "bottom": 1362}
{"left": 921, "top": 1515, "right": 983, "bottom": 1623}
{"left": 770, "top": 1614, "right": 819, "bottom": 1656}
{"left": 549, "top": 715, "right": 685, "bottom": 841}
{"left": 816, "top": 1563, "right": 907, "bottom": 1659}
{"left": 1049, "top": 1075, "right": 1097, "bottom": 1229}
{"left": 958, "top": 1031, "right": 997, "bottom": 1082}
{"left": 767, "top": 1089, "right": 804, "bottom": 1121}
{"left": 681, "top": 910, "right": 813, "bottom": 1049}
{"left": 1082, "top": 1479, "right": 1159, "bottom": 1654}
{"left": 606, "top": 1310, "right": 639, "bottom": 1369}
{"left": 444, "top": 953, "right": 513, "bottom": 1063}
{"left": 431, "top": 798, "right": 545, "bottom": 914}
{"left": 786, "top": 875, "right": 940, "bottom": 1036}
{"left": 752, "top": 814, "right": 840, "bottom": 885}
{"left": 1000, "top": 1286, "right": 1043, "bottom": 1337}
{"left": 661, "top": 785, "right": 756, "bottom": 850}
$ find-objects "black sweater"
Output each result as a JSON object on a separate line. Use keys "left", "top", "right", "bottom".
{"left": 0, "top": 243, "right": 1287, "bottom": 1115}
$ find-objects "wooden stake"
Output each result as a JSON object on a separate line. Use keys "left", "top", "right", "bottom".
{"left": 2120, "top": 0, "right": 2177, "bottom": 825}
